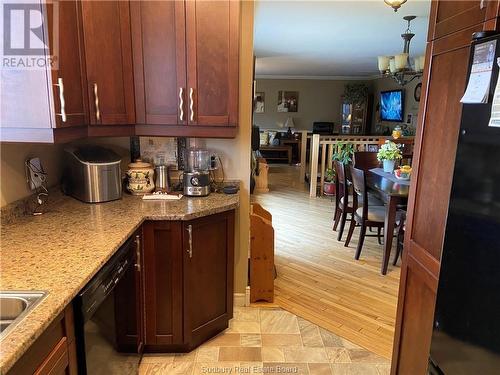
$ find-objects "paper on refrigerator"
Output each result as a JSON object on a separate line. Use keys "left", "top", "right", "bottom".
{"left": 488, "top": 58, "right": 500, "bottom": 127}
{"left": 461, "top": 39, "right": 496, "bottom": 104}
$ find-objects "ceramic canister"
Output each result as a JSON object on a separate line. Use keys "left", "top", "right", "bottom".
{"left": 126, "top": 159, "right": 155, "bottom": 195}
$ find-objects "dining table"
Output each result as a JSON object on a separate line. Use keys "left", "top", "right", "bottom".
{"left": 366, "top": 168, "right": 410, "bottom": 275}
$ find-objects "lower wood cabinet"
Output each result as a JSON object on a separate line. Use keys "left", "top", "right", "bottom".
{"left": 8, "top": 211, "right": 235, "bottom": 372}
{"left": 183, "top": 212, "right": 235, "bottom": 349}
{"left": 6, "top": 306, "right": 77, "bottom": 375}
{"left": 143, "top": 220, "right": 184, "bottom": 349}
{"left": 142, "top": 210, "right": 235, "bottom": 351}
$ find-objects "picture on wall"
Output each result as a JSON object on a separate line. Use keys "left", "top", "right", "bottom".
{"left": 277, "top": 91, "right": 299, "bottom": 112}
{"left": 254, "top": 92, "right": 265, "bottom": 113}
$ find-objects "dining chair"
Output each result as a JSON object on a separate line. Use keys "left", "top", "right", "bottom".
{"left": 344, "top": 166, "right": 404, "bottom": 261}
{"left": 333, "top": 161, "right": 383, "bottom": 241}
{"left": 353, "top": 151, "right": 384, "bottom": 209}
{"left": 333, "top": 160, "right": 350, "bottom": 241}
{"left": 393, "top": 212, "right": 406, "bottom": 265}
{"left": 353, "top": 151, "right": 380, "bottom": 172}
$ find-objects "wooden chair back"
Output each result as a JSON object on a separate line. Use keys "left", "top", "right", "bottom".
{"left": 353, "top": 152, "right": 379, "bottom": 172}
{"left": 333, "top": 160, "right": 347, "bottom": 206}
{"left": 349, "top": 166, "right": 368, "bottom": 217}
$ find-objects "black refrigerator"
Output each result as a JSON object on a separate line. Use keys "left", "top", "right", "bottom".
{"left": 429, "top": 32, "right": 500, "bottom": 374}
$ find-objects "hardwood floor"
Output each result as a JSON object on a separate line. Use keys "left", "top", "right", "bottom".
{"left": 252, "top": 164, "right": 401, "bottom": 359}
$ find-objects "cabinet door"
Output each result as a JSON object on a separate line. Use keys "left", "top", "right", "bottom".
{"left": 430, "top": 0, "right": 500, "bottom": 40}
{"left": 47, "top": 0, "right": 88, "bottom": 128}
{"left": 143, "top": 221, "right": 183, "bottom": 347}
{"left": 186, "top": 0, "right": 239, "bottom": 127}
{"left": 131, "top": 1, "right": 186, "bottom": 125}
{"left": 391, "top": 17, "right": 480, "bottom": 375}
{"left": 81, "top": 1, "right": 135, "bottom": 125}
{"left": 0, "top": 0, "right": 53, "bottom": 132}
{"left": 183, "top": 210, "right": 235, "bottom": 348}
{"left": 115, "top": 231, "right": 144, "bottom": 353}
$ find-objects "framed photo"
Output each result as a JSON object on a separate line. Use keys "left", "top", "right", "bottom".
{"left": 277, "top": 91, "right": 299, "bottom": 112}
{"left": 406, "top": 113, "right": 413, "bottom": 125}
{"left": 254, "top": 92, "right": 265, "bottom": 113}
{"left": 367, "top": 145, "right": 379, "bottom": 152}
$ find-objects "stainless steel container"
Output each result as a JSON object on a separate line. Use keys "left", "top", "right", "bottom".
{"left": 63, "top": 146, "right": 122, "bottom": 203}
{"left": 183, "top": 171, "right": 210, "bottom": 196}
{"left": 154, "top": 165, "right": 171, "bottom": 192}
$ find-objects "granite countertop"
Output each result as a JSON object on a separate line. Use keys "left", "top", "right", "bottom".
{"left": 0, "top": 191, "right": 239, "bottom": 373}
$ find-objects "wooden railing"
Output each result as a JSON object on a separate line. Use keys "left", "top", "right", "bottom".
{"left": 308, "top": 135, "right": 383, "bottom": 197}
{"left": 280, "top": 131, "right": 413, "bottom": 198}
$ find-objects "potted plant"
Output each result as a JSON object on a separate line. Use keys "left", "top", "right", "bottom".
{"left": 333, "top": 142, "right": 355, "bottom": 164}
{"left": 323, "top": 168, "right": 336, "bottom": 195}
{"left": 377, "top": 140, "right": 402, "bottom": 172}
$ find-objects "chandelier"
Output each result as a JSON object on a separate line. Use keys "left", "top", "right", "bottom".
{"left": 377, "top": 16, "right": 425, "bottom": 86}
{"left": 384, "top": 0, "right": 408, "bottom": 12}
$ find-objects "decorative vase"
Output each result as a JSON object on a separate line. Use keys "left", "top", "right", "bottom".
{"left": 323, "top": 182, "right": 336, "bottom": 196}
{"left": 383, "top": 159, "right": 395, "bottom": 173}
{"left": 126, "top": 159, "right": 155, "bottom": 195}
{"left": 392, "top": 125, "right": 402, "bottom": 139}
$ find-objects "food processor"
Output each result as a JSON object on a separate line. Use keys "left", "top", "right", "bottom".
{"left": 183, "top": 148, "right": 212, "bottom": 196}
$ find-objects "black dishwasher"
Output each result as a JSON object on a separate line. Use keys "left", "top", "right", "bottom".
{"left": 74, "top": 234, "right": 142, "bottom": 374}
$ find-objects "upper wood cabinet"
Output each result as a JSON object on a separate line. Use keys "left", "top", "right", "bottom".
{"left": 430, "top": 0, "right": 500, "bottom": 40}
{"left": 47, "top": 0, "right": 88, "bottom": 129}
{"left": 1, "top": 0, "right": 240, "bottom": 142}
{"left": 132, "top": 0, "right": 240, "bottom": 133}
{"left": 131, "top": 1, "right": 186, "bottom": 126}
{"left": 0, "top": 0, "right": 88, "bottom": 142}
{"left": 81, "top": 1, "right": 135, "bottom": 125}
{"left": 186, "top": 0, "right": 239, "bottom": 127}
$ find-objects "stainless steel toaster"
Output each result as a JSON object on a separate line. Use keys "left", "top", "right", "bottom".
{"left": 63, "top": 146, "right": 122, "bottom": 203}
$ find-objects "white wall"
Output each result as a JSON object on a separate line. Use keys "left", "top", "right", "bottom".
{"left": 254, "top": 78, "right": 372, "bottom": 131}
{"left": 0, "top": 137, "right": 130, "bottom": 207}
{"left": 1, "top": 143, "right": 64, "bottom": 207}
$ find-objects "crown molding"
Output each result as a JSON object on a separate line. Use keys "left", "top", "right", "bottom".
{"left": 255, "top": 74, "right": 382, "bottom": 81}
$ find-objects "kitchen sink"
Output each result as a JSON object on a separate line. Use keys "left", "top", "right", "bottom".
{"left": 0, "top": 291, "right": 47, "bottom": 340}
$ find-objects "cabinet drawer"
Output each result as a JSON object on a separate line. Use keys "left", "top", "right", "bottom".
{"left": 7, "top": 306, "right": 76, "bottom": 375}
{"left": 34, "top": 337, "right": 68, "bottom": 375}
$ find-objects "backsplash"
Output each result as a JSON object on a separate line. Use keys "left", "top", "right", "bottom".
{"left": 135, "top": 137, "right": 179, "bottom": 166}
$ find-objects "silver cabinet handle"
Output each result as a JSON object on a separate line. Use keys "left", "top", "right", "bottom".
{"left": 55, "top": 78, "right": 67, "bottom": 122}
{"left": 93, "top": 83, "right": 100, "bottom": 122}
{"left": 189, "top": 88, "right": 194, "bottom": 122}
{"left": 135, "top": 234, "right": 141, "bottom": 272}
{"left": 179, "top": 87, "right": 184, "bottom": 121}
{"left": 187, "top": 225, "right": 193, "bottom": 258}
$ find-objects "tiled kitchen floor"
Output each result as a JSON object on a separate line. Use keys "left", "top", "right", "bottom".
{"left": 139, "top": 307, "right": 390, "bottom": 375}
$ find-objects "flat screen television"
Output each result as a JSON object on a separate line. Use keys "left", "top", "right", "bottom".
{"left": 380, "top": 89, "right": 404, "bottom": 122}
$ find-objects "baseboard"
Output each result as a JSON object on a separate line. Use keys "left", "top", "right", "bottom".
{"left": 234, "top": 293, "right": 246, "bottom": 307}
{"left": 234, "top": 287, "right": 251, "bottom": 307}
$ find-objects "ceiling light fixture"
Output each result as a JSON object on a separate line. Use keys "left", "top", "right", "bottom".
{"left": 377, "top": 16, "right": 424, "bottom": 86}
{"left": 384, "top": 0, "right": 408, "bottom": 12}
